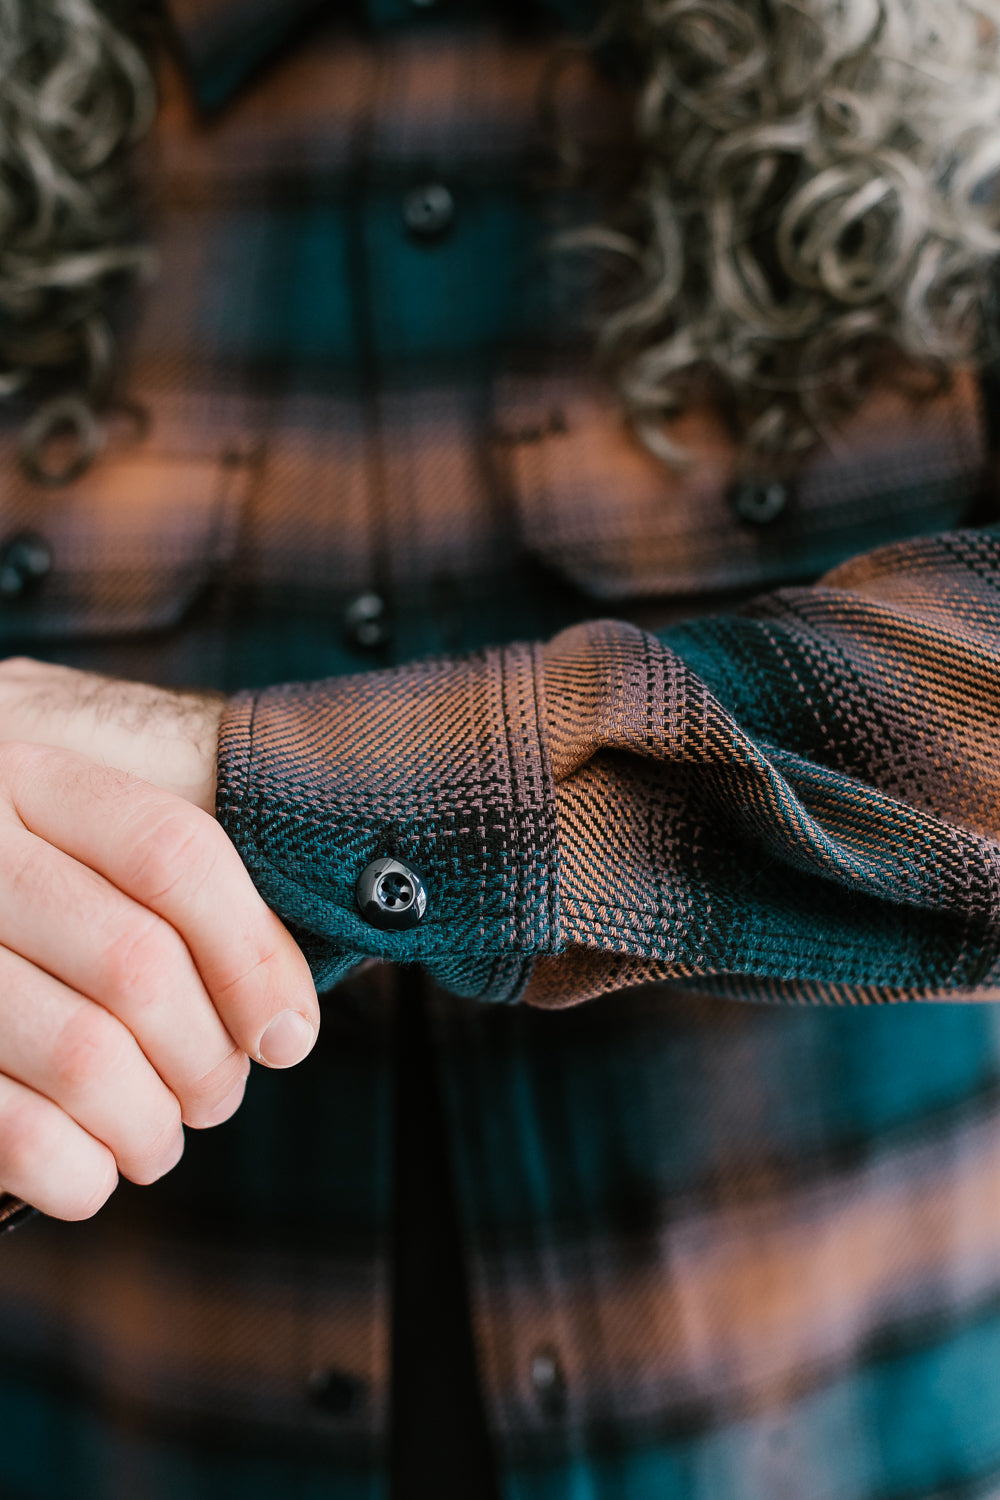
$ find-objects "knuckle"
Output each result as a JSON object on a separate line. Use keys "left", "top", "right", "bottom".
{"left": 98, "top": 913, "right": 185, "bottom": 1006}
{"left": 49, "top": 1003, "right": 128, "bottom": 1098}
{"left": 123, "top": 1110, "right": 183, "bottom": 1186}
{"left": 127, "top": 807, "right": 217, "bottom": 905}
{"left": 213, "top": 921, "right": 316, "bottom": 1022}
{"left": 180, "top": 1047, "right": 248, "bottom": 1126}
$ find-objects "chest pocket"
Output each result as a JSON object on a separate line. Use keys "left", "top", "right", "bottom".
{"left": 494, "top": 367, "right": 988, "bottom": 605}
{"left": 0, "top": 414, "right": 251, "bottom": 645}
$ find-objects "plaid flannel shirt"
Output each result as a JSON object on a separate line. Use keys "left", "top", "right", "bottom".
{"left": 3, "top": 1, "right": 1000, "bottom": 1496}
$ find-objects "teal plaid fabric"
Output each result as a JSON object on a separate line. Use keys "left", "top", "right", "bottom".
{"left": 2, "top": 3, "right": 1000, "bottom": 1498}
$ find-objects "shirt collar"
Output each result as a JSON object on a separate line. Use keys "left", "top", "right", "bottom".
{"left": 164, "top": 0, "right": 331, "bottom": 114}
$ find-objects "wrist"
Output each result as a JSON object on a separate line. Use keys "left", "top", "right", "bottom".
{"left": 150, "top": 693, "right": 225, "bottom": 815}
{"left": 0, "top": 659, "right": 225, "bottom": 814}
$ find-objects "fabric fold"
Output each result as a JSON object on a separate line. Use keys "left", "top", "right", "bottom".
{"left": 219, "top": 528, "right": 1000, "bottom": 1010}
{"left": 216, "top": 643, "right": 558, "bottom": 1002}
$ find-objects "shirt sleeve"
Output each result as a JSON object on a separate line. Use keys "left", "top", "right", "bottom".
{"left": 215, "top": 526, "right": 1000, "bottom": 1006}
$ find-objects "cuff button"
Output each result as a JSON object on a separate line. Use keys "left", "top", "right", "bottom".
{"left": 355, "top": 857, "right": 428, "bottom": 931}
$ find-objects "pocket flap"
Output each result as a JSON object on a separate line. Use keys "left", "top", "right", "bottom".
{"left": 0, "top": 420, "right": 250, "bottom": 643}
{"left": 494, "top": 368, "right": 987, "bottom": 601}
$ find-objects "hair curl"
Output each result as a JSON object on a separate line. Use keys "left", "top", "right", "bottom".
{"left": 5, "top": 0, "right": 1000, "bottom": 482}
{"left": 0, "top": 0, "right": 156, "bottom": 480}
{"left": 591, "top": 0, "right": 1000, "bottom": 472}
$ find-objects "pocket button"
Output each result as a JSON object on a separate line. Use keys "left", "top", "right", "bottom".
{"left": 0, "top": 533, "right": 53, "bottom": 600}
{"left": 729, "top": 480, "right": 790, "bottom": 526}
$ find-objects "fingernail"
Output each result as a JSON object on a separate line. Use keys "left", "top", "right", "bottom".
{"left": 201, "top": 1077, "right": 247, "bottom": 1128}
{"left": 258, "top": 1011, "right": 316, "bottom": 1068}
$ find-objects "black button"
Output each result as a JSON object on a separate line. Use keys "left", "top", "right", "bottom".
{"left": 0, "top": 532, "right": 53, "bottom": 600}
{"left": 530, "top": 1346, "right": 567, "bottom": 1419}
{"left": 344, "top": 591, "right": 390, "bottom": 652}
{"left": 729, "top": 479, "right": 790, "bottom": 526}
{"left": 306, "top": 1368, "right": 366, "bottom": 1417}
{"left": 356, "top": 857, "right": 428, "bottom": 931}
{"left": 402, "top": 183, "right": 455, "bottom": 240}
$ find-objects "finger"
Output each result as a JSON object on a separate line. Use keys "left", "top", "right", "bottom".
{"left": 0, "top": 1071, "right": 118, "bottom": 1221}
{"left": 2, "top": 743, "right": 319, "bottom": 1069}
{"left": 0, "top": 943, "right": 186, "bottom": 1186}
{"left": 0, "top": 819, "right": 249, "bottom": 1128}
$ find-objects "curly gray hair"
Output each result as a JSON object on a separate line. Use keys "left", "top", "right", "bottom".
{"left": 596, "top": 0, "right": 1000, "bottom": 472}
{"left": 0, "top": 0, "right": 155, "bottom": 480}
{"left": 3, "top": 0, "right": 1000, "bottom": 481}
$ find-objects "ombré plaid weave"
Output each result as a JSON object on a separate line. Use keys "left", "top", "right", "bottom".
{"left": 0, "top": 3, "right": 999, "bottom": 1498}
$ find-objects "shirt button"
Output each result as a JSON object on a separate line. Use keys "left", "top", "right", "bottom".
{"left": 305, "top": 1368, "right": 366, "bottom": 1417}
{"left": 402, "top": 183, "right": 455, "bottom": 240}
{"left": 343, "top": 591, "right": 390, "bottom": 652}
{"left": 530, "top": 1346, "right": 567, "bottom": 1418}
{"left": 356, "top": 857, "right": 428, "bottom": 931}
{"left": 0, "top": 532, "right": 53, "bottom": 600}
{"left": 729, "top": 479, "right": 791, "bottom": 525}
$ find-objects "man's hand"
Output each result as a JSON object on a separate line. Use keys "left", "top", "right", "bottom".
{"left": 0, "top": 661, "right": 319, "bottom": 1220}
{"left": 0, "top": 657, "right": 225, "bottom": 815}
